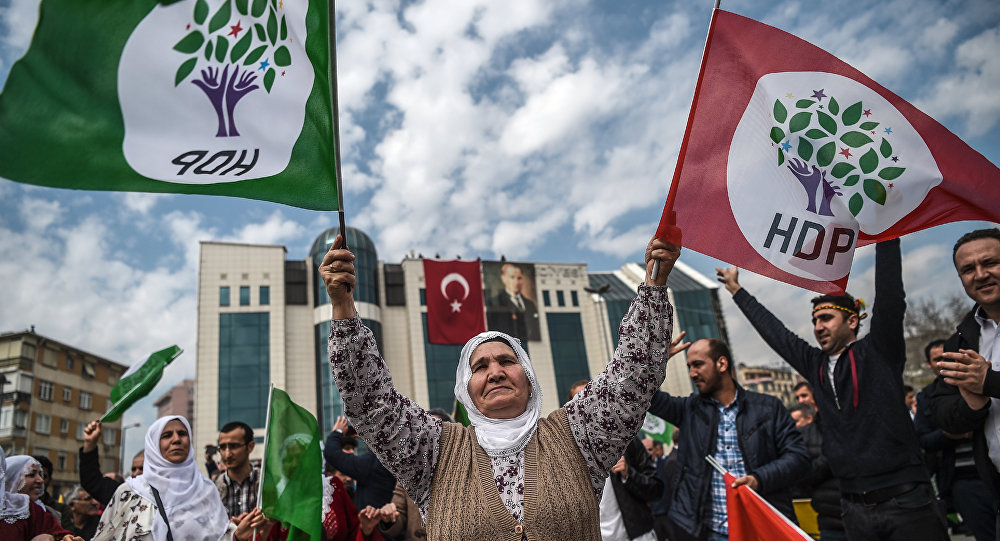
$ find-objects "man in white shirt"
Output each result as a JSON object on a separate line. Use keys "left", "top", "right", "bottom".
{"left": 931, "top": 227, "right": 1000, "bottom": 533}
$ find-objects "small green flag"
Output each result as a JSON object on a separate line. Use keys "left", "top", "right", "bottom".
{"left": 261, "top": 387, "right": 322, "bottom": 541}
{"left": 103, "top": 345, "right": 182, "bottom": 423}
{"left": 641, "top": 412, "right": 673, "bottom": 446}
{"left": 0, "top": 0, "right": 339, "bottom": 211}
{"left": 453, "top": 399, "right": 471, "bottom": 427}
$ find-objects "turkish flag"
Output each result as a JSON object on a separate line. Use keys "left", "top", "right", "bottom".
{"left": 658, "top": 9, "right": 1000, "bottom": 293}
{"left": 724, "top": 472, "right": 812, "bottom": 540}
{"left": 423, "top": 259, "right": 487, "bottom": 345}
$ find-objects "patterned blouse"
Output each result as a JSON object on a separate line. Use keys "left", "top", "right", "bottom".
{"left": 329, "top": 284, "right": 673, "bottom": 523}
{"left": 91, "top": 484, "right": 237, "bottom": 541}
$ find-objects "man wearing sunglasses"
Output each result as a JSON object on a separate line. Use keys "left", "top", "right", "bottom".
{"left": 213, "top": 421, "right": 259, "bottom": 519}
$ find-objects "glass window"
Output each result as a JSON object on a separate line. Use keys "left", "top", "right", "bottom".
{"left": 547, "top": 313, "right": 590, "bottom": 402}
{"left": 13, "top": 409, "right": 26, "bottom": 428}
{"left": 240, "top": 286, "right": 250, "bottom": 306}
{"left": 60, "top": 418, "right": 69, "bottom": 434}
{"left": 35, "top": 413, "right": 51, "bottom": 434}
{"left": 0, "top": 406, "right": 11, "bottom": 429}
{"left": 542, "top": 290, "right": 551, "bottom": 307}
{"left": 104, "top": 427, "right": 117, "bottom": 445}
{"left": 66, "top": 357, "right": 75, "bottom": 371}
{"left": 76, "top": 423, "right": 85, "bottom": 441}
{"left": 80, "top": 391, "right": 92, "bottom": 410}
{"left": 556, "top": 290, "right": 565, "bottom": 307}
{"left": 419, "top": 288, "right": 426, "bottom": 306}
{"left": 421, "top": 315, "right": 464, "bottom": 412}
{"left": 259, "top": 285, "right": 270, "bottom": 306}
{"left": 220, "top": 286, "right": 230, "bottom": 306}
{"left": 57, "top": 453, "right": 67, "bottom": 471}
{"left": 62, "top": 387, "right": 72, "bottom": 402}
{"left": 38, "top": 380, "right": 53, "bottom": 401}
{"left": 571, "top": 290, "right": 579, "bottom": 307}
{"left": 218, "top": 312, "right": 270, "bottom": 430}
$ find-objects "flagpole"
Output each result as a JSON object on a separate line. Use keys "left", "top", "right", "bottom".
{"left": 651, "top": 0, "right": 721, "bottom": 281}
{"left": 327, "top": 0, "right": 349, "bottom": 249}
{"left": 253, "top": 383, "right": 275, "bottom": 541}
{"left": 705, "top": 454, "right": 727, "bottom": 475}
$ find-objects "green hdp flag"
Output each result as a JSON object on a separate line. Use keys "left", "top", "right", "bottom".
{"left": 641, "top": 412, "right": 673, "bottom": 446}
{"left": 103, "top": 345, "right": 183, "bottom": 423}
{"left": 0, "top": 0, "right": 340, "bottom": 211}
{"left": 261, "top": 387, "right": 322, "bottom": 541}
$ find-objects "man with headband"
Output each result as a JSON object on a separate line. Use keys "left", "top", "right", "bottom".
{"left": 715, "top": 238, "right": 947, "bottom": 541}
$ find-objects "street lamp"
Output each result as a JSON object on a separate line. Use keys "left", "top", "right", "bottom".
{"left": 119, "top": 422, "right": 141, "bottom": 476}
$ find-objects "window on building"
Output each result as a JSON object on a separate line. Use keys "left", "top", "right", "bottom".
{"left": 60, "top": 418, "right": 69, "bottom": 434}
{"left": 0, "top": 406, "right": 11, "bottom": 429}
{"left": 104, "top": 427, "right": 117, "bottom": 446}
{"left": 35, "top": 414, "right": 51, "bottom": 434}
{"left": 57, "top": 453, "right": 67, "bottom": 471}
{"left": 62, "top": 387, "right": 72, "bottom": 402}
{"left": 259, "top": 285, "right": 270, "bottom": 306}
{"left": 419, "top": 288, "right": 426, "bottom": 306}
{"left": 220, "top": 286, "right": 231, "bottom": 306}
{"left": 80, "top": 391, "right": 92, "bottom": 410}
{"left": 17, "top": 373, "right": 33, "bottom": 394}
{"left": 542, "top": 290, "right": 551, "bottom": 307}
{"left": 76, "top": 423, "right": 85, "bottom": 441}
{"left": 38, "top": 380, "right": 53, "bottom": 401}
{"left": 218, "top": 312, "right": 270, "bottom": 430}
{"left": 66, "top": 357, "right": 75, "bottom": 371}
{"left": 83, "top": 362, "right": 96, "bottom": 379}
{"left": 556, "top": 290, "right": 565, "bottom": 307}
{"left": 41, "top": 348, "right": 58, "bottom": 367}
{"left": 421, "top": 315, "right": 464, "bottom": 412}
{"left": 240, "top": 286, "right": 250, "bottom": 306}
{"left": 547, "top": 313, "right": 591, "bottom": 402}
{"left": 14, "top": 409, "right": 26, "bottom": 429}
{"left": 571, "top": 290, "right": 579, "bottom": 307}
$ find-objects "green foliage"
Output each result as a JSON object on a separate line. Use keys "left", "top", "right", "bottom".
{"left": 194, "top": 0, "right": 209, "bottom": 25}
{"left": 255, "top": 23, "right": 266, "bottom": 41}
{"left": 777, "top": 147, "right": 785, "bottom": 166}
{"left": 864, "top": 178, "right": 887, "bottom": 204}
{"left": 174, "top": 31, "right": 204, "bottom": 54}
{"left": 859, "top": 148, "right": 879, "bottom": 174}
{"left": 770, "top": 127, "right": 785, "bottom": 144}
{"left": 842, "top": 101, "right": 863, "bottom": 126}
{"left": 231, "top": 32, "right": 253, "bottom": 63}
{"left": 831, "top": 162, "right": 855, "bottom": 178}
{"left": 880, "top": 138, "right": 893, "bottom": 159}
{"left": 849, "top": 193, "right": 863, "bottom": 216}
{"left": 204, "top": 39, "right": 213, "bottom": 61}
{"left": 773, "top": 100, "right": 787, "bottom": 123}
{"left": 817, "top": 111, "right": 837, "bottom": 135}
{"left": 859, "top": 121, "right": 879, "bottom": 131}
{"left": 798, "top": 138, "right": 813, "bottom": 161}
{"left": 796, "top": 99, "right": 814, "bottom": 108}
{"left": 840, "top": 131, "right": 873, "bottom": 148}
{"left": 175, "top": 57, "right": 198, "bottom": 86}
{"left": 805, "top": 129, "right": 828, "bottom": 140}
{"left": 252, "top": 0, "right": 267, "bottom": 17}
{"left": 816, "top": 142, "right": 835, "bottom": 167}
{"left": 264, "top": 67, "right": 276, "bottom": 92}
{"left": 214, "top": 35, "right": 229, "bottom": 63}
{"left": 828, "top": 97, "right": 840, "bottom": 115}
{"left": 244, "top": 45, "right": 268, "bottom": 66}
{"left": 267, "top": 8, "right": 278, "bottom": 45}
{"left": 209, "top": 0, "right": 232, "bottom": 34}
{"left": 235, "top": 0, "right": 249, "bottom": 16}
{"left": 280, "top": 16, "right": 288, "bottom": 41}
{"left": 844, "top": 174, "right": 860, "bottom": 187}
{"left": 878, "top": 167, "right": 905, "bottom": 181}
{"left": 789, "top": 112, "right": 811, "bottom": 133}
{"left": 274, "top": 46, "right": 291, "bottom": 67}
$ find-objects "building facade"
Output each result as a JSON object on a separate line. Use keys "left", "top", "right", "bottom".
{"left": 195, "top": 227, "right": 730, "bottom": 461}
{"left": 154, "top": 379, "right": 196, "bottom": 429}
{"left": 0, "top": 330, "right": 127, "bottom": 497}
{"left": 736, "top": 363, "right": 801, "bottom": 405}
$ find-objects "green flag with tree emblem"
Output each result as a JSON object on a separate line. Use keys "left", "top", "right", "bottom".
{"left": 103, "top": 345, "right": 182, "bottom": 423}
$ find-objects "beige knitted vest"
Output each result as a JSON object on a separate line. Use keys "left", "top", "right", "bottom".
{"left": 426, "top": 408, "right": 601, "bottom": 541}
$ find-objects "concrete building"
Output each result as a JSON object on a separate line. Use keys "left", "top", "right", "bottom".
{"left": 194, "top": 227, "right": 730, "bottom": 461}
{"left": 0, "top": 330, "right": 127, "bottom": 496}
{"left": 154, "top": 379, "right": 195, "bottom": 429}
{"left": 736, "top": 363, "right": 801, "bottom": 405}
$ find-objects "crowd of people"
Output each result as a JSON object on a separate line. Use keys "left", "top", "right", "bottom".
{"left": 3, "top": 226, "right": 998, "bottom": 541}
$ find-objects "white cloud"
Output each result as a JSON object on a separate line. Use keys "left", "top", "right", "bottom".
{"left": 119, "top": 193, "right": 161, "bottom": 215}
{"left": 916, "top": 27, "right": 1000, "bottom": 136}
{"left": 0, "top": 0, "right": 40, "bottom": 51}
{"left": 19, "top": 196, "right": 61, "bottom": 231}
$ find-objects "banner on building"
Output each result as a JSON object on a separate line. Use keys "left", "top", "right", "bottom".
{"left": 424, "top": 259, "right": 487, "bottom": 345}
{"left": 482, "top": 260, "right": 541, "bottom": 343}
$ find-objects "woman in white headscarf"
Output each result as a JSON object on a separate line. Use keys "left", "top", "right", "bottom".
{"left": 321, "top": 234, "right": 681, "bottom": 540}
{"left": 91, "top": 416, "right": 265, "bottom": 541}
{"left": 0, "top": 448, "right": 80, "bottom": 541}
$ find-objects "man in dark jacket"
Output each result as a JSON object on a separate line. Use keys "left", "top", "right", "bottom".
{"left": 930, "top": 228, "right": 1000, "bottom": 535}
{"left": 325, "top": 415, "right": 397, "bottom": 509}
{"left": 717, "top": 238, "right": 948, "bottom": 540}
{"left": 788, "top": 403, "right": 844, "bottom": 540}
{"left": 648, "top": 338, "right": 808, "bottom": 539}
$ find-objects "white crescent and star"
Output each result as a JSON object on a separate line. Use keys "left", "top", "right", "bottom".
{"left": 440, "top": 273, "right": 470, "bottom": 312}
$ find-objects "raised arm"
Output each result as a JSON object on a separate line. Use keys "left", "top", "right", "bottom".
{"left": 867, "top": 239, "right": 906, "bottom": 369}
{"left": 565, "top": 235, "right": 678, "bottom": 494}
{"left": 322, "top": 236, "right": 441, "bottom": 511}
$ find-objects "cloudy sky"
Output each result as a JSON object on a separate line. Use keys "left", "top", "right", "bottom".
{"left": 1, "top": 0, "right": 998, "bottom": 460}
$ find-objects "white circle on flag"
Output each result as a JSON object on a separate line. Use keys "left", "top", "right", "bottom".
{"left": 727, "top": 71, "right": 942, "bottom": 281}
{"left": 441, "top": 273, "right": 471, "bottom": 300}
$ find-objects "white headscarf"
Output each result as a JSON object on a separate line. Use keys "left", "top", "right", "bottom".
{"left": 125, "top": 416, "right": 229, "bottom": 541}
{"left": 0, "top": 448, "right": 30, "bottom": 524}
{"left": 454, "top": 331, "right": 543, "bottom": 457}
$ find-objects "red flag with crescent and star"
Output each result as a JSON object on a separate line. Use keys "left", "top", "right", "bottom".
{"left": 423, "top": 259, "right": 487, "bottom": 345}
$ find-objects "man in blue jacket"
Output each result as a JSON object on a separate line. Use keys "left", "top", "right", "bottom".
{"left": 648, "top": 338, "right": 808, "bottom": 540}
{"left": 717, "top": 238, "right": 948, "bottom": 540}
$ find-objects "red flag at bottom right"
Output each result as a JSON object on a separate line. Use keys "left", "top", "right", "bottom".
{"left": 725, "top": 472, "right": 813, "bottom": 541}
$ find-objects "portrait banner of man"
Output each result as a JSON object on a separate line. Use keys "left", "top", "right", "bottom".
{"left": 483, "top": 260, "right": 541, "bottom": 342}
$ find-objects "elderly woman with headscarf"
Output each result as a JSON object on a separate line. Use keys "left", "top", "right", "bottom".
{"left": 91, "top": 416, "right": 266, "bottom": 541}
{"left": 320, "top": 234, "right": 680, "bottom": 540}
{"left": 0, "top": 449, "right": 80, "bottom": 541}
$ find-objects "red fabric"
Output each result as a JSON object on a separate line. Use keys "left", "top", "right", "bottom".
{"left": 0, "top": 502, "right": 72, "bottom": 540}
{"left": 267, "top": 477, "right": 383, "bottom": 541}
{"left": 423, "top": 259, "right": 486, "bottom": 345}
{"left": 724, "top": 472, "right": 812, "bottom": 540}
{"left": 659, "top": 9, "right": 1000, "bottom": 294}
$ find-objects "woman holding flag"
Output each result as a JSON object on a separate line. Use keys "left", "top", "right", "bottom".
{"left": 91, "top": 416, "right": 265, "bottom": 541}
{"left": 321, "top": 232, "right": 680, "bottom": 540}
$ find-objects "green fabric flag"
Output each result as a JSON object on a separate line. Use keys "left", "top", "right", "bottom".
{"left": 0, "top": 0, "right": 339, "bottom": 211}
{"left": 103, "top": 345, "right": 183, "bottom": 423}
{"left": 261, "top": 387, "right": 322, "bottom": 541}
{"left": 453, "top": 399, "right": 471, "bottom": 427}
{"left": 641, "top": 412, "right": 674, "bottom": 446}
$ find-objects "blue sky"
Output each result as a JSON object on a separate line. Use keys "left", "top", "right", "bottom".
{"left": 1, "top": 0, "right": 998, "bottom": 461}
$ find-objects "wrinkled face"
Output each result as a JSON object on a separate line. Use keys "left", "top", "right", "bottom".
{"left": 468, "top": 341, "right": 531, "bottom": 419}
{"left": 20, "top": 464, "right": 45, "bottom": 500}
{"left": 790, "top": 411, "right": 812, "bottom": 428}
{"left": 926, "top": 345, "right": 945, "bottom": 377}
{"left": 501, "top": 266, "right": 524, "bottom": 295}
{"left": 687, "top": 340, "right": 725, "bottom": 396}
{"left": 71, "top": 490, "right": 99, "bottom": 516}
{"left": 159, "top": 419, "right": 191, "bottom": 464}
{"left": 954, "top": 238, "right": 1000, "bottom": 311}
{"left": 131, "top": 454, "right": 145, "bottom": 477}
{"left": 219, "top": 428, "right": 254, "bottom": 470}
{"left": 795, "top": 387, "right": 816, "bottom": 408}
{"left": 812, "top": 308, "right": 857, "bottom": 355}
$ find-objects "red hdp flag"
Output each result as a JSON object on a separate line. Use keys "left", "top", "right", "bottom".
{"left": 724, "top": 472, "right": 812, "bottom": 541}
{"left": 657, "top": 9, "right": 1000, "bottom": 293}
{"left": 423, "top": 259, "right": 487, "bottom": 345}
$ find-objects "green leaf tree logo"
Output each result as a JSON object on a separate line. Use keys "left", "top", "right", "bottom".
{"left": 173, "top": 0, "right": 293, "bottom": 137}
{"left": 769, "top": 90, "right": 906, "bottom": 217}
